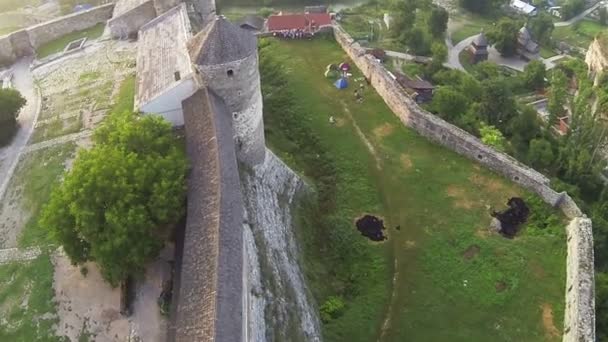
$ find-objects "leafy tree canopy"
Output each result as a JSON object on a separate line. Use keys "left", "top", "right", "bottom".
{"left": 40, "top": 111, "right": 188, "bottom": 286}
{"left": 486, "top": 18, "right": 521, "bottom": 57}
{"left": 0, "top": 88, "right": 26, "bottom": 124}
{"left": 521, "top": 60, "right": 546, "bottom": 91}
{"left": 480, "top": 123, "right": 506, "bottom": 151}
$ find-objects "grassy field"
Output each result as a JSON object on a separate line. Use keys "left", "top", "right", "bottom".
{"left": 553, "top": 19, "right": 607, "bottom": 49}
{"left": 450, "top": 13, "right": 496, "bottom": 45}
{"left": 0, "top": 253, "right": 62, "bottom": 341}
{"left": 262, "top": 37, "right": 567, "bottom": 341}
{"left": 15, "top": 143, "right": 76, "bottom": 247}
{"left": 36, "top": 23, "right": 105, "bottom": 59}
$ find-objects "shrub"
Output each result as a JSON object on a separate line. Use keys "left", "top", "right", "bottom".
{"left": 320, "top": 296, "right": 346, "bottom": 323}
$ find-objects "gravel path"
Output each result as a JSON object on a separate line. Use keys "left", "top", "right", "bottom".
{"left": 0, "top": 58, "right": 41, "bottom": 203}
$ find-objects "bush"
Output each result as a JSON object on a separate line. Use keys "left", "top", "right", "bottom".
{"left": 320, "top": 296, "right": 346, "bottom": 323}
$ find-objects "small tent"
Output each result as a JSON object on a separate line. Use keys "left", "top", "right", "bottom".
{"left": 339, "top": 62, "right": 351, "bottom": 71}
{"left": 334, "top": 78, "right": 348, "bottom": 89}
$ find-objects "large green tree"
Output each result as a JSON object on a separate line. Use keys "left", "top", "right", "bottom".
{"left": 528, "top": 12, "right": 554, "bottom": 45}
{"left": 479, "top": 78, "right": 517, "bottom": 131}
{"left": 428, "top": 6, "right": 449, "bottom": 38}
{"left": 40, "top": 111, "right": 188, "bottom": 286}
{"left": 0, "top": 88, "right": 26, "bottom": 124}
{"left": 487, "top": 18, "right": 520, "bottom": 56}
{"left": 547, "top": 69, "right": 568, "bottom": 124}
{"left": 433, "top": 86, "right": 469, "bottom": 121}
{"left": 528, "top": 138, "right": 554, "bottom": 169}
{"left": 521, "top": 60, "right": 546, "bottom": 91}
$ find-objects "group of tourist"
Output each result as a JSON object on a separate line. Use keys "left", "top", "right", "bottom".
{"left": 273, "top": 29, "right": 313, "bottom": 39}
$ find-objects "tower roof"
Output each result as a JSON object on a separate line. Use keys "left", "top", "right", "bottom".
{"left": 188, "top": 16, "right": 257, "bottom": 66}
{"left": 473, "top": 31, "right": 487, "bottom": 47}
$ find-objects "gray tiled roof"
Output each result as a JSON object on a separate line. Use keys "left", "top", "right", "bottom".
{"left": 135, "top": 3, "right": 193, "bottom": 108}
{"left": 176, "top": 88, "right": 245, "bottom": 342}
{"left": 188, "top": 16, "right": 257, "bottom": 66}
{"left": 473, "top": 31, "right": 487, "bottom": 47}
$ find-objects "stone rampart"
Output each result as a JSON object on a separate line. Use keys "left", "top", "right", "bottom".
{"left": 333, "top": 24, "right": 595, "bottom": 342}
{"left": 0, "top": 4, "right": 113, "bottom": 66}
{"left": 108, "top": 1, "right": 157, "bottom": 39}
{"left": 27, "top": 4, "right": 114, "bottom": 49}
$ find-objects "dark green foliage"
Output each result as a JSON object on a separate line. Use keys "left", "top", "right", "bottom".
{"left": 523, "top": 195, "right": 563, "bottom": 236}
{"left": 521, "top": 60, "right": 546, "bottom": 91}
{"left": 528, "top": 138, "right": 554, "bottom": 170}
{"left": 320, "top": 296, "right": 346, "bottom": 323}
{"left": 0, "top": 88, "right": 26, "bottom": 123}
{"left": 40, "top": 111, "right": 188, "bottom": 286}
{"left": 528, "top": 12, "right": 555, "bottom": 45}
{"left": 486, "top": 18, "right": 520, "bottom": 56}
{"left": 509, "top": 105, "right": 541, "bottom": 157}
{"left": 0, "top": 88, "right": 26, "bottom": 124}
{"left": 432, "top": 86, "right": 469, "bottom": 120}
{"left": 547, "top": 69, "right": 568, "bottom": 123}
{"left": 459, "top": 0, "right": 505, "bottom": 14}
{"left": 560, "top": 0, "right": 585, "bottom": 20}
{"left": 479, "top": 78, "right": 517, "bottom": 131}
{"left": 428, "top": 6, "right": 449, "bottom": 38}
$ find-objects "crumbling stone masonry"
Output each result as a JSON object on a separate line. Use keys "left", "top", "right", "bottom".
{"left": 333, "top": 25, "right": 595, "bottom": 342}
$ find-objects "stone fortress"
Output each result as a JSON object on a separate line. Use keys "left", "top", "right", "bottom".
{"left": 0, "top": 0, "right": 597, "bottom": 340}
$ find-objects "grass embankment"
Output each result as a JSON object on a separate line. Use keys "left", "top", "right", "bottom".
{"left": 36, "top": 23, "right": 104, "bottom": 59}
{"left": 553, "top": 19, "right": 607, "bottom": 49}
{"left": 261, "top": 37, "right": 567, "bottom": 341}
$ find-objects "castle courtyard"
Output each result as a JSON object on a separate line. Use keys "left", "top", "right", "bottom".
{"left": 261, "top": 37, "right": 567, "bottom": 342}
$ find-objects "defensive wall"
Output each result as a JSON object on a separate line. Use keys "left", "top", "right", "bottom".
{"left": 333, "top": 24, "right": 595, "bottom": 342}
{"left": 0, "top": 4, "right": 114, "bottom": 66}
{"left": 108, "top": 0, "right": 157, "bottom": 39}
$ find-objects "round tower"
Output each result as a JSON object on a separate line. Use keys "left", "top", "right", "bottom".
{"left": 189, "top": 16, "right": 266, "bottom": 166}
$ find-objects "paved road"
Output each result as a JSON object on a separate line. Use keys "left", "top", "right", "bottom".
{"left": 555, "top": 2, "right": 602, "bottom": 27}
{"left": 0, "top": 58, "right": 40, "bottom": 201}
{"left": 446, "top": 35, "right": 476, "bottom": 71}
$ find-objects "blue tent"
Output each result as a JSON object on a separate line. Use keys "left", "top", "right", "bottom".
{"left": 334, "top": 77, "right": 348, "bottom": 89}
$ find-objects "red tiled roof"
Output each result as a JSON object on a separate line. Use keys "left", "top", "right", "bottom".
{"left": 267, "top": 13, "right": 331, "bottom": 31}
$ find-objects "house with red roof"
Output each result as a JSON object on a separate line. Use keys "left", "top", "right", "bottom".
{"left": 267, "top": 13, "right": 332, "bottom": 33}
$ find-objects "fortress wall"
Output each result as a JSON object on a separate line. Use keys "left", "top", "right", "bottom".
{"left": 0, "top": 4, "right": 114, "bottom": 67}
{"left": 334, "top": 25, "right": 595, "bottom": 342}
{"left": 0, "top": 35, "right": 15, "bottom": 65}
{"left": 564, "top": 217, "right": 595, "bottom": 342}
{"left": 176, "top": 88, "right": 244, "bottom": 342}
{"left": 108, "top": 1, "right": 157, "bottom": 39}
{"left": 26, "top": 4, "right": 114, "bottom": 49}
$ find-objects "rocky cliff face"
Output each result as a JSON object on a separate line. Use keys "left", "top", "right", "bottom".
{"left": 585, "top": 37, "right": 608, "bottom": 84}
{"left": 242, "top": 149, "right": 322, "bottom": 342}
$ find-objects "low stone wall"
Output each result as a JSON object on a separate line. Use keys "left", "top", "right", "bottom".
{"left": 333, "top": 24, "right": 595, "bottom": 342}
{"left": 108, "top": 1, "right": 157, "bottom": 39}
{"left": 27, "top": 4, "right": 114, "bottom": 49}
{"left": 0, "top": 4, "right": 113, "bottom": 66}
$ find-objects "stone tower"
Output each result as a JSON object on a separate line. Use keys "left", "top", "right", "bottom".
{"left": 188, "top": 16, "right": 266, "bottom": 166}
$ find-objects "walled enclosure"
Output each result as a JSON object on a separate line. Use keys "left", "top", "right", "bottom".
{"left": 333, "top": 25, "right": 595, "bottom": 342}
{"left": 0, "top": 4, "right": 114, "bottom": 66}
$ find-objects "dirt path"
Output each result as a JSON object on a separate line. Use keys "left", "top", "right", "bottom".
{"left": 541, "top": 303, "right": 560, "bottom": 339}
{"left": 341, "top": 101, "right": 383, "bottom": 170}
{"left": 0, "top": 58, "right": 41, "bottom": 203}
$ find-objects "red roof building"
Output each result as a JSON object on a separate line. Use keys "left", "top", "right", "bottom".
{"left": 267, "top": 13, "right": 332, "bottom": 32}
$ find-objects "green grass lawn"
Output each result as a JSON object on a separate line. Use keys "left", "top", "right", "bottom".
{"left": 450, "top": 13, "right": 495, "bottom": 45}
{"left": 552, "top": 19, "right": 607, "bottom": 49}
{"left": 262, "top": 37, "right": 566, "bottom": 342}
{"left": 36, "top": 23, "right": 105, "bottom": 59}
{"left": 0, "top": 253, "right": 61, "bottom": 341}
